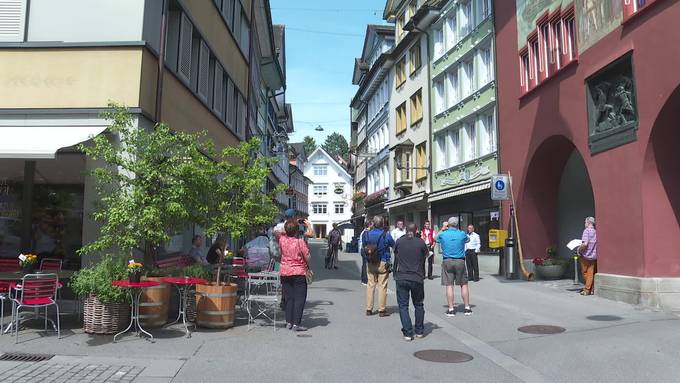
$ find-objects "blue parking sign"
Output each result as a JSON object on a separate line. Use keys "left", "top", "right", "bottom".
{"left": 491, "top": 175, "right": 509, "bottom": 201}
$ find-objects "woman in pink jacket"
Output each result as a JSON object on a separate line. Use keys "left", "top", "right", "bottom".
{"left": 279, "top": 219, "right": 311, "bottom": 331}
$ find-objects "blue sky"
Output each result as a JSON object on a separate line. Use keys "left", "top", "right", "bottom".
{"left": 270, "top": 1, "right": 387, "bottom": 145}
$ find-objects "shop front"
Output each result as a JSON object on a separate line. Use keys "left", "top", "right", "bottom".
{"left": 429, "top": 184, "right": 500, "bottom": 252}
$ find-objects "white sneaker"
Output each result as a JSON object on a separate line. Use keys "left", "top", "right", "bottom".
{"left": 464, "top": 307, "right": 473, "bottom": 316}
{"left": 404, "top": 336, "right": 414, "bottom": 341}
{"left": 361, "top": 282, "right": 367, "bottom": 286}
{"left": 446, "top": 308, "right": 456, "bottom": 317}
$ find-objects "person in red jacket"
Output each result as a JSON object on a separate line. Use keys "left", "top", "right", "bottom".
{"left": 420, "top": 221, "right": 436, "bottom": 280}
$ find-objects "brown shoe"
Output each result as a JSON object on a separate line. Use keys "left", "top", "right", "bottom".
{"left": 366, "top": 310, "right": 374, "bottom": 316}
{"left": 378, "top": 311, "right": 390, "bottom": 317}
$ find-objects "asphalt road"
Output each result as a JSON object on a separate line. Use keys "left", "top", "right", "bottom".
{"left": 0, "top": 239, "right": 678, "bottom": 382}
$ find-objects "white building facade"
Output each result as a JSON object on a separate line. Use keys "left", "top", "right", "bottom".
{"left": 304, "top": 148, "right": 353, "bottom": 242}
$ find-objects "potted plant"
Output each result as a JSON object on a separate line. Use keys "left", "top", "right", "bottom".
{"left": 182, "top": 264, "right": 212, "bottom": 323}
{"left": 532, "top": 246, "right": 568, "bottom": 280}
{"left": 127, "top": 261, "right": 143, "bottom": 283}
{"left": 195, "top": 138, "right": 282, "bottom": 329}
{"left": 70, "top": 255, "right": 131, "bottom": 334}
{"left": 18, "top": 253, "right": 38, "bottom": 273}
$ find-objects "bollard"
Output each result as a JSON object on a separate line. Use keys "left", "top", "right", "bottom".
{"left": 505, "top": 237, "right": 517, "bottom": 279}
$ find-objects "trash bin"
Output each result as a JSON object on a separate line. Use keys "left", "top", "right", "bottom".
{"left": 505, "top": 238, "right": 517, "bottom": 279}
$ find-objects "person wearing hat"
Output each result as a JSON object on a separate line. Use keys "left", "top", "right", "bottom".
{"left": 578, "top": 217, "right": 598, "bottom": 295}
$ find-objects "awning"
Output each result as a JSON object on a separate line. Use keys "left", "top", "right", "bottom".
{"left": 428, "top": 181, "right": 490, "bottom": 203}
{"left": 384, "top": 191, "right": 427, "bottom": 210}
{"left": 0, "top": 125, "right": 107, "bottom": 159}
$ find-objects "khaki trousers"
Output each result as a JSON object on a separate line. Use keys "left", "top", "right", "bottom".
{"left": 580, "top": 258, "right": 597, "bottom": 293}
{"left": 366, "top": 261, "right": 389, "bottom": 312}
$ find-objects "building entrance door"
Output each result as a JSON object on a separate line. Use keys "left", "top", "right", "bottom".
{"left": 314, "top": 224, "right": 327, "bottom": 239}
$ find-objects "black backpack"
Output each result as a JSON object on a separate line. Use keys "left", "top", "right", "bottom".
{"left": 363, "top": 230, "right": 387, "bottom": 265}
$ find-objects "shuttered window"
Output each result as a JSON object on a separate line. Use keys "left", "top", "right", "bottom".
{"left": 178, "top": 13, "right": 193, "bottom": 83}
{"left": 213, "top": 63, "right": 224, "bottom": 118}
{"left": 0, "top": 0, "right": 27, "bottom": 42}
{"left": 197, "top": 40, "right": 210, "bottom": 102}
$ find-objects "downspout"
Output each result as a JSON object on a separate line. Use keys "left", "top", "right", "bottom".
{"left": 245, "top": 0, "right": 256, "bottom": 140}
{"left": 154, "top": 0, "right": 169, "bottom": 123}
{"left": 412, "top": 25, "right": 433, "bottom": 223}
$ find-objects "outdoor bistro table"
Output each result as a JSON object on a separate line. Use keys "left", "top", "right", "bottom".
{"left": 161, "top": 277, "right": 207, "bottom": 338}
{"left": 111, "top": 280, "right": 160, "bottom": 342}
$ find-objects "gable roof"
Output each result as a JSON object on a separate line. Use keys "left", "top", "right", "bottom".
{"left": 307, "top": 147, "right": 352, "bottom": 179}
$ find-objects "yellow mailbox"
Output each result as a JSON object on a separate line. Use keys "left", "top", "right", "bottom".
{"left": 489, "top": 229, "right": 508, "bottom": 249}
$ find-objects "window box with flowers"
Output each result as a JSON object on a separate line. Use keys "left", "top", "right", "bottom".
{"left": 352, "top": 191, "right": 367, "bottom": 203}
{"left": 532, "top": 246, "right": 569, "bottom": 280}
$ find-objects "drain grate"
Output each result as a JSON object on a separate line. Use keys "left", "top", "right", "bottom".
{"left": 0, "top": 352, "right": 55, "bottom": 362}
{"left": 517, "top": 325, "right": 566, "bottom": 335}
{"left": 414, "top": 350, "right": 473, "bottom": 363}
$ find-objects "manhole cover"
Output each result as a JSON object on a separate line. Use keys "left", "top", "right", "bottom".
{"left": 517, "top": 325, "right": 566, "bottom": 335}
{"left": 0, "top": 352, "right": 54, "bottom": 362}
{"left": 296, "top": 334, "right": 312, "bottom": 338}
{"left": 414, "top": 350, "right": 473, "bottom": 363}
{"left": 586, "top": 315, "right": 623, "bottom": 321}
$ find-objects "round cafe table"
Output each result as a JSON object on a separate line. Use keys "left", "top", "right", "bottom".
{"left": 111, "top": 280, "right": 160, "bottom": 342}
{"left": 161, "top": 277, "right": 207, "bottom": 338}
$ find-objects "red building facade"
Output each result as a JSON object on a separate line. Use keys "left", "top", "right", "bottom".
{"left": 494, "top": 0, "right": 680, "bottom": 309}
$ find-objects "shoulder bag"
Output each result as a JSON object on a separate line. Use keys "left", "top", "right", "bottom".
{"left": 298, "top": 238, "right": 314, "bottom": 285}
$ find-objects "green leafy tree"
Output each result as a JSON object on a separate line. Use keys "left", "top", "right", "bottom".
{"left": 78, "top": 104, "right": 217, "bottom": 265}
{"left": 303, "top": 136, "right": 317, "bottom": 156}
{"left": 322, "top": 132, "right": 349, "bottom": 161}
{"left": 206, "top": 138, "right": 285, "bottom": 283}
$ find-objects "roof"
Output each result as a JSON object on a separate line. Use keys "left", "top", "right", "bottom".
{"left": 352, "top": 24, "right": 395, "bottom": 86}
{"left": 307, "top": 147, "right": 352, "bottom": 180}
{"left": 289, "top": 142, "right": 306, "bottom": 161}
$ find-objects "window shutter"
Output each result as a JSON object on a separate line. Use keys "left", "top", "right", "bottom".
{"left": 197, "top": 40, "right": 210, "bottom": 102}
{"left": 213, "top": 63, "right": 224, "bottom": 118}
{"left": 178, "top": 13, "right": 193, "bottom": 83}
{"left": 0, "top": 0, "right": 26, "bottom": 42}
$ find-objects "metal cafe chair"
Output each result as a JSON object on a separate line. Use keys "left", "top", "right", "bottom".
{"left": 10, "top": 273, "right": 61, "bottom": 343}
{"left": 244, "top": 272, "right": 280, "bottom": 331}
{"left": 39, "top": 258, "right": 63, "bottom": 272}
{"left": 0, "top": 259, "right": 20, "bottom": 272}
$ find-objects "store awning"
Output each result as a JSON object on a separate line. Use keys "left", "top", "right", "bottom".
{"left": 428, "top": 181, "right": 490, "bottom": 203}
{"left": 0, "top": 125, "right": 107, "bottom": 159}
{"left": 384, "top": 191, "right": 427, "bottom": 210}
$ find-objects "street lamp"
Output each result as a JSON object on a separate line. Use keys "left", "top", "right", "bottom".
{"left": 315, "top": 125, "right": 324, "bottom": 132}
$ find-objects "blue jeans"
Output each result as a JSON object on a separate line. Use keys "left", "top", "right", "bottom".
{"left": 396, "top": 280, "right": 425, "bottom": 337}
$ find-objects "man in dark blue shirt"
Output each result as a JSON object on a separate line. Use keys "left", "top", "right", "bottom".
{"left": 394, "top": 223, "right": 428, "bottom": 340}
{"left": 362, "top": 215, "right": 395, "bottom": 317}
{"left": 436, "top": 217, "right": 472, "bottom": 317}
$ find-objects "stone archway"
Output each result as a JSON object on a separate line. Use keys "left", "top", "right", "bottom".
{"left": 519, "top": 136, "right": 595, "bottom": 264}
{"left": 642, "top": 85, "right": 680, "bottom": 276}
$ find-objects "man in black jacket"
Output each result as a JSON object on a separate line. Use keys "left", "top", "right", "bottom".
{"left": 394, "top": 223, "right": 428, "bottom": 341}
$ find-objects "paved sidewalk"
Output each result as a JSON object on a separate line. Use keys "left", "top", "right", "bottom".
{"left": 0, "top": 241, "right": 678, "bottom": 382}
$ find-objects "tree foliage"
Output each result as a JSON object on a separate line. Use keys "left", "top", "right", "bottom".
{"left": 79, "top": 104, "right": 281, "bottom": 267}
{"left": 303, "top": 136, "right": 317, "bottom": 156}
{"left": 322, "top": 132, "right": 349, "bottom": 161}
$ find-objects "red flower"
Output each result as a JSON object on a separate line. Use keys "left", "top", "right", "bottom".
{"left": 532, "top": 257, "right": 544, "bottom": 266}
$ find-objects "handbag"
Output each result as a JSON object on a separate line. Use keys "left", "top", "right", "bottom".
{"left": 298, "top": 238, "right": 313, "bottom": 285}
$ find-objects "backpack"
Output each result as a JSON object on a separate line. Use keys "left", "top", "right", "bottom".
{"left": 363, "top": 230, "right": 387, "bottom": 265}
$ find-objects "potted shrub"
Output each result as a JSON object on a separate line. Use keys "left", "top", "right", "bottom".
{"left": 70, "top": 255, "right": 131, "bottom": 335}
{"left": 532, "top": 246, "right": 568, "bottom": 280}
{"left": 18, "top": 253, "right": 38, "bottom": 273}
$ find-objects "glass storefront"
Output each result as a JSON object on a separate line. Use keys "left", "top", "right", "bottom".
{"left": 432, "top": 190, "right": 500, "bottom": 252}
{"left": 0, "top": 155, "right": 85, "bottom": 269}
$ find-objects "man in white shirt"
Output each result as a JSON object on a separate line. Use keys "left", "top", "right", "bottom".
{"left": 465, "top": 224, "right": 481, "bottom": 282}
{"left": 391, "top": 220, "right": 406, "bottom": 242}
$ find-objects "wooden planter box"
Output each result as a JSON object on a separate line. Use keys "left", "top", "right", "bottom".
{"left": 139, "top": 277, "right": 170, "bottom": 328}
{"left": 83, "top": 294, "right": 131, "bottom": 335}
{"left": 195, "top": 283, "right": 237, "bottom": 329}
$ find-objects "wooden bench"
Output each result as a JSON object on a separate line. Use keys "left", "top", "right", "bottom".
{"left": 154, "top": 254, "right": 194, "bottom": 269}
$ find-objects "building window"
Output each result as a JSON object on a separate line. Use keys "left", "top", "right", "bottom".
{"left": 552, "top": 19, "right": 562, "bottom": 69}
{"left": 478, "top": 111, "right": 496, "bottom": 156}
{"left": 445, "top": 14, "right": 457, "bottom": 50}
{"left": 520, "top": 50, "right": 530, "bottom": 93}
{"left": 529, "top": 37, "right": 539, "bottom": 87}
{"left": 415, "top": 143, "right": 427, "bottom": 181}
{"left": 459, "top": 0, "right": 472, "bottom": 37}
{"left": 434, "top": 26, "right": 444, "bottom": 58}
{"left": 434, "top": 79, "right": 445, "bottom": 114}
{"left": 313, "top": 184, "right": 328, "bottom": 197}
{"left": 410, "top": 43, "right": 422, "bottom": 75}
{"left": 461, "top": 122, "right": 476, "bottom": 162}
{"left": 461, "top": 59, "right": 475, "bottom": 97}
{"left": 396, "top": 151, "right": 412, "bottom": 183}
{"left": 313, "top": 165, "right": 327, "bottom": 176}
{"left": 539, "top": 23, "right": 550, "bottom": 79}
{"left": 435, "top": 135, "right": 446, "bottom": 171}
{"left": 410, "top": 90, "right": 423, "bottom": 126}
{"left": 624, "top": 0, "right": 656, "bottom": 19}
{"left": 0, "top": 0, "right": 27, "bottom": 42}
{"left": 396, "top": 57, "right": 407, "bottom": 88}
{"left": 334, "top": 203, "right": 345, "bottom": 214}
{"left": 565, "top": 15, "right": 577, "bottom": 62}
{"left": 408, "top": 0, "right": 417, "bottom": 18}
{"left": 446, "top": 69, "right": 459, "bottom": 108}
{"left": 312, "top": 203, "right": 327, "bottom": 214}
{"left": 396, "top": 12, "right": 406, "bottom": 40}
{"left": 479, "top": 0, "right": 492, "bottom": 22}
{"left": 396, "top": 102, "right": 407, "bottom": 135}
{"left": 477, "top": 44, "right": 493, "bottom": 87}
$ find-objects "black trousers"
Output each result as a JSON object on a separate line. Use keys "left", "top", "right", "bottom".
{"left": 281, "top": 275, "right": 307, "bottom": 326}
{"left": 465, "top": 249, "right": 479, "bottom": 281}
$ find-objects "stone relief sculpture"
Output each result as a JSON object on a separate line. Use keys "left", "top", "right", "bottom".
{"left": 592, "top": 75, "right": 636, "bottom": 134}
